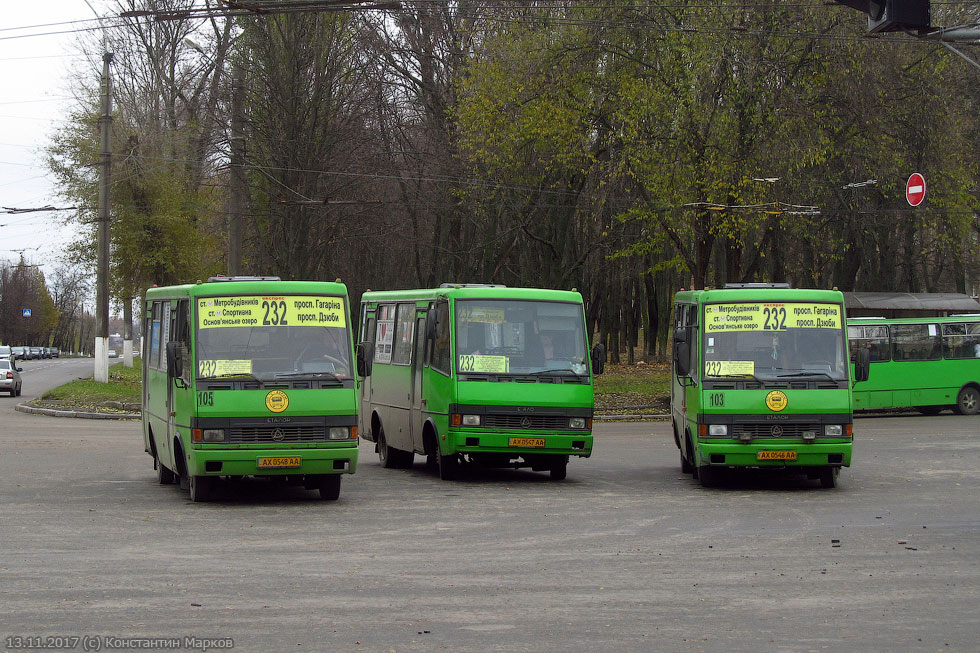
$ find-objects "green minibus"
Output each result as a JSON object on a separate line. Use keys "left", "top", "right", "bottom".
{"left": 142, "top": 276, "right": 359, "bottom": 502}
{"left": 671, "top": 284, "right": 868, "bottom": 488}
{"left": 356, "top": 284, "right": 601, "bottom": 480}
{"left": 847, "top": 315, "right": 980, "bottom": 415}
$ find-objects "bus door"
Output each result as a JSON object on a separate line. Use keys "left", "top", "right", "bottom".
{"left": 162, "top": 301, "right": 177, "bottom": 450}
{"left": 410, "top": 314, "right": 426, "bottom": 452}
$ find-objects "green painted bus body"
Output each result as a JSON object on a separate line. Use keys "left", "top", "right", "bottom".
{"left": 358, "top": 286, "right": 594, "bottom": 479}
{"left": 847, "top": 315, "right": 980, "bottom": 414}
{"left": 671, "top": 287, "right": 853, "bottom": 485}
{"left": 142, "top": 279, "right": 358, "bottom": 499}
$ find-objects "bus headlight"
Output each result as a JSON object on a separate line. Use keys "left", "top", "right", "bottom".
{"left": 708, "top": 424, "right": 728, "bottom": 436}
{"left": 824, "top": 425, "right": 843, "bottom": 437}
{"left": 462, "top": 415, "right": 481, "bottom": 426}
{"left": 569, "top": 417, "right": 587, "bottom": 429}
{"left": 202, "top": 429, "right": 225, "bottom": 442}
{"left": 328, "top": 427, "right": 350, "bottom": 440}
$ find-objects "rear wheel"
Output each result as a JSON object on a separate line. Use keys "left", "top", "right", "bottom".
{"left": 318, "top": 474, "right": 342, "bottom": 500}
{"left": 188, "top": 475, "right": 213, "bottom": 502}
{"left": 378, "top": 427, "right": 413, "bottom": 468}
{"left": 954, "top": 387, "right": 980, "bottom": 415}
{"left": 819, "top": 467, "right": 840, "bottom": 489}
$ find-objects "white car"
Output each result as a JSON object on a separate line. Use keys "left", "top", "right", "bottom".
{"left": 0, "top": 358, "right": 23, "bottom": 396}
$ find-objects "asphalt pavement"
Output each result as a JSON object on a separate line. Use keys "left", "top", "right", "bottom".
{"left": 1, "top": 363, "right": 978, "bottom": 652}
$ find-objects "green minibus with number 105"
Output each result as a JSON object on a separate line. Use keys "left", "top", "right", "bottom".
{"left": 671, "top": 284, "right": 868, "bottom": 488}
{"left": 142, "top": 276, "right": 358, "bottom": 502}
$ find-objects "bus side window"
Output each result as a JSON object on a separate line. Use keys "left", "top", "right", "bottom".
{"left": 430, "top": 301, "right": 451, "bottom": 375}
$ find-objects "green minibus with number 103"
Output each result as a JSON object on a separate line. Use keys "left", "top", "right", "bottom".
{"left": 142, "top": 276, "right": 358, "bottom": 502}
{"left": 671, "top": 284, "right": 869, "bottom": 488}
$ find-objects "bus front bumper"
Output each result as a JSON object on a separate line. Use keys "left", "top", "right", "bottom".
{"left": 696, "top": 440, "right": 852, "bottom": 468}
{"left": 449, "top": 429, "right": 593, "bottom": 457}
{"left": 187, "top": 445, "right": 358, "bottom": 477}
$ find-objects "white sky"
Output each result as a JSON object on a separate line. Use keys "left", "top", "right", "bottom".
{"left": 1, "top": 2, "right": 105, "bottom": 279}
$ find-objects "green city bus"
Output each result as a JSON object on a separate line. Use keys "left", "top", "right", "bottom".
{"left": 847, "top": 315, "right": 980, "bottom": 415}
{"left": 356, "top": 284, "right": 600, "bottom": 480}
{"left": 671, "top": 284, "right": 868, "bottom": 488}
{"left": 142, "top": 276, "right": 359, "bottom": 502}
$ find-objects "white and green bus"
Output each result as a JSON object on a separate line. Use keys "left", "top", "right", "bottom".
{"left": 356, "top": 285, "right": 601, "bottom": 480}
{"left": 142, "top": 276, "right": 359, "bottom": 501}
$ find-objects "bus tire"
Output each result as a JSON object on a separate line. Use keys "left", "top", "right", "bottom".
{"left": 549, "top": 456, "right": 568, "bottom": 481}
{"left": 377, "top": 427, "right": 397, "bottom": 468}
{"left": 698, "top": 465, "right": 720, "bottom": 488}
{"left": 954, "top": 386, "right": 980, "bottom": 415}
{"left": 680, "top": 450, "right": 694, "bottom": 474}
{"left": 819, "top": 467, "right": 840, "bottom": 489}
{"left": 436, "top": 444, "right": 458, "bottom": 481}
{"left": 156, "top": 456, "right": 176, "bottom": 485}
{"left": 685, "top": 434, "right": 698, "bottom": 479}
{"left": 318, "top": 474, "right": 341, "bottom": 501}
{"left": 189, "top": 475, "right": 213, "bottom": 502}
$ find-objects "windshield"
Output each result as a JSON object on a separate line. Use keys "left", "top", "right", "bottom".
{"left": 195, "top": 294, "right": 351, "bottom": 380}
{"left": 454, "top": 299, "right": 588, "bottom": 376}
{"left": 702, "top": 302, "right": 848, "bottom": 381}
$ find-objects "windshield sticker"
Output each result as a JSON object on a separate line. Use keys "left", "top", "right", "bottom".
{"left": 198, "top": 359, "right": 253, "bottom": 377}
{"left": 459, "top": 354, "right": 510, "bottom": 373}
{"left": 458, "top": 307, "right": 505, "bottom": 324}
{"left": 705, "top": 360, "right": 755, "bottom": 377}
{"left": 197, "top": 296, "right": 346, "bottom": 329}
{"left": 375, "top": 319, "right": 394, "bottom": 364}
{"left": 705, "top": 303, "right": 841, "bottom": 333}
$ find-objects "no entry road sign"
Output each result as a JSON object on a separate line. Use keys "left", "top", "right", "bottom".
{"left": 906, "top": 173, "right": 926, "bottom": 207}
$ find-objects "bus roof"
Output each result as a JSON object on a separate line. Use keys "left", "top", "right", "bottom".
{"left": 360, "top": 286, "right": 583, "bottom": 303}
{"left": 145, "top": 279, "right": 349, "bottom": 300}
{"left": 847, "top": 314, "right": 980, "bottom": 325}
{"left": 673, "top": 287, "right": 844, "bottom": 304}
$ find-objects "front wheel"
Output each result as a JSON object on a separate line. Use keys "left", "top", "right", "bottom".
{"left": 819, "top": 467, "right": 840, "bottom": 489}
{"left": 954, "top": 387, "right": 980, "bottom": 415}
{"left": 550, "top": 456, "right": 568, "bottom": 481}
{"left": 318, "top": 474, "right": 341, "bottom": 500}
{"left": 698, "top": 465, "right": 721, "bottom": 488}
{"left": 680, "top": 449, "right": 694, "bottom": 474}
{"left": 188, "top": 475, "right": 213, "bottom": 502}
{"left": 436, "top": 444, "right": 458, "bottom": 481}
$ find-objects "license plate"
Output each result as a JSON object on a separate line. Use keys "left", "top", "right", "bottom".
{"left": 257, "top": 456, "right": 301, "bottom": 469}
{"left": 508, "top": 437, "right": 546, "bottom": 448}
{"left": 757, "top": 450, "right": 797, "bottom": 461}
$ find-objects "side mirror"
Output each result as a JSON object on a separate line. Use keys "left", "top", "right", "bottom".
{"left": 854, "top": 347, "right": 870, "bottom": 383}
{"left": 165, "top": 341, "right": 182, "bottom": 378}
{"left": 356, "top": 341, "right": 374, "bottom": 377}
{"left": 673, "top": 327, "right": 688, "bottom": 344}
{"left": 591, "top": 343, "right": 606, "bottom": 375}
{"left": 674, "top": 341, "right": 691, "bottom": 378}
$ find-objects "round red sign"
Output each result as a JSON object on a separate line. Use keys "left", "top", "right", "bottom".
{"left": 906, "top": 173, "right": 926, "bottom": 207}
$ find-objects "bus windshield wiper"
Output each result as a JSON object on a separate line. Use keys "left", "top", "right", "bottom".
{"left": 198, "top": 373, "right": 265, "bottom": 383}
{"left": 777, "top": 371, "right": 839, "bottom": 382}
{"left": 711, "top": 373, "right": 765, "bottom": 385}
{"left": 273, "top": 371, "right": 344, "bottom": 384}
{"left": 528, "top": 369, "right": 586, "bottom": 377}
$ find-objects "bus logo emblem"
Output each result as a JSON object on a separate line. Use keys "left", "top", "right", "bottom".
{"left": 265, "top": 390, "right": 289, "bottom": 413}
{"left": 521, "top": 417, "right": 532, "bottom": 429}
{"left": 771, "top": 425, "right": 784, "bottom": 437}
{"left": 765, "top": 390, "right": 788, "bottom": 412}
{"left": 271, "top": 428, "right": 285, "bottom": 441}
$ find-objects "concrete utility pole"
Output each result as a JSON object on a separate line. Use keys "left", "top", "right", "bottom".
{"left": 95, "top": 51, "right": 113, "bottom": 383}
{"left": 228, "top": 58, "right": 245, "bottom": 276}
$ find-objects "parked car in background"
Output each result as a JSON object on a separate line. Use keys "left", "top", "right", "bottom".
{"left": 29, "top": 347, "right": 43, "bottom": 359}
{"left": 0, "top": 358, "right": 23, "bottom": 396}
{"left": 0, "top": 346, "right": 12, "bottom": 360}
{"left": 51, "top": 348, "right": 60, "bottom": 358}
{"left": 12, "top": 346, "right": 28, "bottom": 360}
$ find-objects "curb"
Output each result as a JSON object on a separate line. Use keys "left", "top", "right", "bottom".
{"left": 595, "top": 413, "right": 669, "bottom": 421}
{"left": 15, "top": 402, "right": 140, "bottom": 420}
